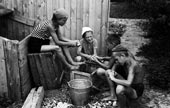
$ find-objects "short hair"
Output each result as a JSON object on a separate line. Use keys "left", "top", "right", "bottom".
{"left": 112, "top": 45, "right": 128, "bottom": 52}
{"left": 113, "top": 50, "right": 136, "bottom": 60}
{"left": 113, "top": 51, "right": 128, "bottom": 57}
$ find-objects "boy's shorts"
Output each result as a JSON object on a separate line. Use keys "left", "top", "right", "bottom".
{"left": 131, "top": 83, "right": 144, "bottom": 97}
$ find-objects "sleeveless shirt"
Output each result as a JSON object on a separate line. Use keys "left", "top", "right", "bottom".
{"left": 30, "top": 20, "right": 51, "bottom": 40}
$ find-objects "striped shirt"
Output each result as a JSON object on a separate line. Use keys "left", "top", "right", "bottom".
{"left": 30, "top": 20, "right": 52, "bottom": 40}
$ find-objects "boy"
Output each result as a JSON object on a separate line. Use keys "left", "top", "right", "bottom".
{"left": 107, "top": 46, "right": 145, "bottom": 108}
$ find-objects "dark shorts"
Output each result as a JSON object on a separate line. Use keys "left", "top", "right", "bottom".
{"left": 131, "top": 83, "right": 144, "bottom": 97}
{"left": 28, "top": 37, "right": 50, "bottom": 53}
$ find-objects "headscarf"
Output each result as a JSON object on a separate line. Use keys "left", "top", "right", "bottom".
{"left": 53, "top": 8, "right": 68, "bottom": 19}
{"left": 81, "top": 27, "right": 93, "bottom": 38}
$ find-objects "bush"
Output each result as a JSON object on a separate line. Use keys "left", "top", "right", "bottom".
{"left": 136, "top": 1, "right": 170, "bottom": 89}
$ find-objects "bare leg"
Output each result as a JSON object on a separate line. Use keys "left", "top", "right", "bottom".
{"left": 62, "top": 46, "right": 84, "bottom": 66}
{"left": 55, "top": 50, "right": 79, "bottom": 70}
{"left": 116, "top": 85, "right": 127, "bottom": 108}
{"left": 41, "top": 45, "right": 79, "bottom": 70}
{"left": 96, "top": 68, "right": 117, "bottom": 102}
{"left": 102, "top": 70, "right": 117, "bottom": 102}
{"left": 102, "top": 78, "right": 117, "bottom": 101}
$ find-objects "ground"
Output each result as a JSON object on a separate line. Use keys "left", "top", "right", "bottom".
{"left": 5, "top": 18, "right": 170, "bottom": 108}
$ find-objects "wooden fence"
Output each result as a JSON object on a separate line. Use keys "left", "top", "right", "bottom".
{"left": 0, "top": 0, "right": 110, "bottom": 55}
{"left": 0, "top": 0, "right": 110, "bottom": 101}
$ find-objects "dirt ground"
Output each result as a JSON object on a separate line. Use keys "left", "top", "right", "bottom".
{"left": 108, "top": 18, "right": 170, "bottom": 108}
{"left": 40, "top": 18, "right": 170, "bottom": 108}
{"left": 8, "top": 18, "right": 170, "bottom": 108}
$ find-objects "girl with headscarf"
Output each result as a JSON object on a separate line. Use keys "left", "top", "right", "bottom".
{"left": 28, "top": 8, "right": 84, "bottom": 70}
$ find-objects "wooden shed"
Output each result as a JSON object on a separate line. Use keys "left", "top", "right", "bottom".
{"left": 0, "top": 0, "right": 110, "bottom": 102}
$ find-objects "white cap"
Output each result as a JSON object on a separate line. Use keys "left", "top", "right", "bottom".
{"left": 81, "top": 27, "right": 93, "bottom": 37}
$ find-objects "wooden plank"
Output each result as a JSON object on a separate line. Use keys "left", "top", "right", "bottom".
{"left": 0, "top": 17, "right": 8, "bottom": 38}
{"left": 22, "top": 86, "right": 44, "bottom": 108}
{"left": 0, "top": 37, "right": 8, "bottom": 97}
{"left": 21, "top": 88, "right": 36, "bottom": 108}
{"left": 52, "top": 0, "right": 58, "bottom": 12}
{"left": 43, "top": 0, "right": 47, "bottom": 20}
{"left": 28, "top": 0, "right": 34, "bottom": 19}
{"left": 70, "top": 0, "right": 77, "bottom": 40}
{"left": 19, "top": 35, "right": 32, "bottom": 99}
{"left": 3, "top": 39, "right": 21, "bottom": 101}
{"left": 53, "top": 53, "right": 64, "bottom": 87}
{"left": 46, "top": 0, "right": 53, "bottom": 19}
{"left": 31, "top": 87, "right": 44, "bottom": 108}
{"left": 4, "top": 0, "right": 12, "bottom": 9}
{"left": 33, "top": 0, "right": 39, "bottom": 22}
{"left": 101, "top": 0, "right": 110, "bottom": 56}
{"left": 70, "top": 71, "right": 92, "bottom": 81}
{"left": 94, "top": 0, "right": 102, "bottom": 55}
{"left": 7, "top": 19, "right": 13, "bottom": 39}
{"left": 8, "top": 14, "right": 35, "bottom": 27}
{"left": 0, "top": 0, "right": 5, "bottom": 4}
{"left": 24, "top": 25, "right": 31, "bottom": 38}
{"left": 83, "top": 0, "right": 89, "bottom": 26}
{"left": 58, "top": 0, "right": 65, "bottom": 36}
{"left": 16, "top": 0, "right": 23, "bottom": 15}
{"left": 13, "top": 0, "right": 17, "bottom": 12}
{"left": 39, "top": 53, "right": 54, "bottom": 89}
{"left": 34, "top": 54, "right": 48, "bottom": 89}
{"left": 59, "top": 0, "right": 65, "bottom": 9}
{"left": 64, "top": 0, "right": 71, "bottom": 39}
{"left": 27, "top": 54, "right": 41, "bottom": 87}
{"left": 76, "top": 0, "right": 83, "bottom": 40}
{"left": 89, "top": 0, "right": 95, "bottom": 30}
{"left": 23, "top": 0, "right": 29, "bottom": 18}
{"left": 12, "top": 19, "right": 18, "bottom": 40}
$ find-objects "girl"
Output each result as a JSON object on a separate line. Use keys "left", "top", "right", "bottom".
{"left": 28, "top": 8, "right": 84, "bottom": 70}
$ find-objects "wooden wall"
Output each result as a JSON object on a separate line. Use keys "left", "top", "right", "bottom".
{"left": 0, "top": 15, "right": 35, "bottom": 41}
{"left": 0, "top": 0, "right": 110, "bottom": 55}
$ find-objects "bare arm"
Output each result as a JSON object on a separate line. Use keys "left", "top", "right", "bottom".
{"left": 48, "top": 25, "right": 76, "bottom": 46}
{"left": 109, "top": 65, "right": 135, "bottom": 87}
{"left": 93, "top": 57, "right": 115, "bottom": 69}
{"left": 56, "top": 27, "right": 74, "bottom": 42}
{"left": 93, "top": 47, "right": 97, "bottom": 56}
{"left": 77, "top": 45, "right": 92, "bottom": 59}
{"left": 93, "top": 39, "right": 98, "bottom": 56}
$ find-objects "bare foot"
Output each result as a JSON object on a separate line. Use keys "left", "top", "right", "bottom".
{"left": 102, "top": 91, "right": 110, "bottom": 97}
{"left": 69, "top": 65, "right": 79, "bottom": 70}
{"left": 72, "top": 61, "right": 85, "bottom": 66}
{"left": 102, "top": 96, "right": 117, "bottom": 101}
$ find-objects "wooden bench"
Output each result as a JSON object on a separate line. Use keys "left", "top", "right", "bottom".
{"left": 27, "top": 52, "right": 64, "bottom": 90}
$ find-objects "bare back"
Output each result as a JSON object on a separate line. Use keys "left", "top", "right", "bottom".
{"left": 132, "top": 63, "right": 145, "bottom": 84}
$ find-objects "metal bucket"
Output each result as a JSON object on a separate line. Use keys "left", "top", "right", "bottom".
{"left": 68, "top": 79, "right": 92, "bottom": 106}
